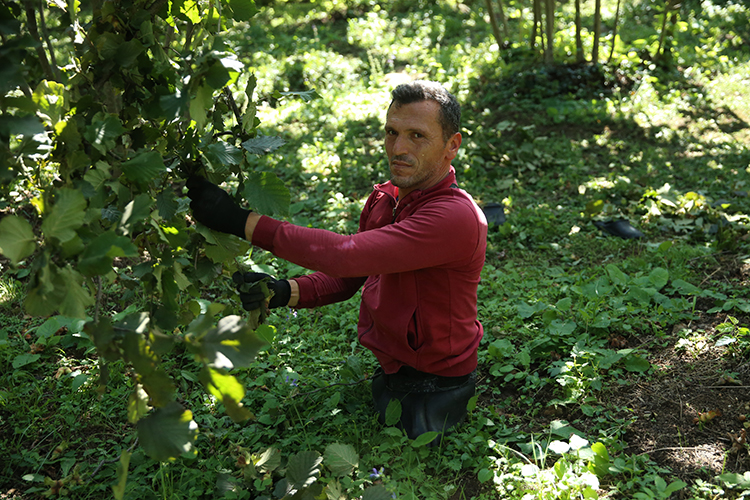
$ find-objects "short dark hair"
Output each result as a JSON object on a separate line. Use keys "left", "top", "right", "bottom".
{"left": 389, "top": 80, "right": 461, "bottom": 143}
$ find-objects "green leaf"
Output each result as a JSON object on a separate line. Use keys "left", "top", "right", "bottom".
{"left": 84, "top": 113, "right": 125, "bottom": 154}
{"left": 324, "top": 443, "right": 359, "bottom": 477}
{"left": 555, "top": 297, "right": 572, "bottom": 311}
{"left": 229, "top": 0, "right": 258, "bottom": 20}
{"left": 623, "top": 354, "right": 650, "bottom": 373}
{"left": 477, "top": 468, "right": 493, "bottom": 483}
{"left": 286, "top": 450, "right": 322, "bottom": 490}
{"left": 155, "top": 190, "right": 178, "bottom": 220}
{"left": 361, "top": 485, "right": 393, "bottom": 500}
{"left": 242, "top": 172, "right": 290, "bottom": 215}
{"left": 241, "top": 135, "right": 286, "bottom": 155}
{"left": 384, "top": 398, "right": 402, "bottom": 426}
{"left": 13, "top": 353, "right": 41, "bottom": 369}
{"left": 56, "top": 266, "right": 94, "bottom": 318}
{"left": 671, "top": 279, "right": 702, "bottom": 295}
{"left": 188, "top": 315, "right": 267, "bottom": 370}
{"left": 41, "top": 188, "right": 87, "bottom": 243}
{"left": 199, "top": 366, "right": 252, "bottom": 422}
{"left": 605, "top": 264, "right": 629, "bottom": 286}
{"left": 203, "top": 231, "right": 251, "bottom": 263}
{"left": 254, "top": 448, "right": 281, "bottom": 473}
{"left": 136, "top": 402, "right": 199, "bottom": 462}
{"left": 189, "top": 85, "right": 213, "bottom": 129}
{"left": 204, "top": 141, "right": 243, "bottom": 168}
{"left": 277, "top": 89, "right": 321, "bottom": 103}
{"left": 648, "top": 267, "right": 669, "bottom": 290}
{"left": 111, "top": 450, "right": 131, "bottom": 500}
{"left": 115, "top": 38, "right": 145, "bottom": 67}
{"left": 122, "top": 151, "right": 166, "bottom": 183}
{"left": 119, "top": 193, "right": 154, "bottom": 236}
{"left": 32, "top": 80, "right": 66, "bottom": 126}
{"left": 589, "top": 442, "right": 610, "bottom": 478}
{"left": 718, "top": 472, "right": 750, "bottom": 487}
{"left": 411, "top": 431, "right": 439, "bottom": 447}
{"left": 78, "top": 231, "right": 138, "bottom": 276}
{"left": 0, "top": 215, "right": 37, "bottom": 264}
{"left": 127, "top": 385, "right": 151, "bottom": 424}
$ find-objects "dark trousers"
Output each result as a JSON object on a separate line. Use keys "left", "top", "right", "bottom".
{"left": 371, "top": 366, "right": 476, "bottom": 445}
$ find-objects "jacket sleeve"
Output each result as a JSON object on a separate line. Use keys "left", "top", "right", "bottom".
{"left": 251, "top": 196, "right": 485, "bottom": 278}
{"left": 293, "top": 273, "right": 367, "bottom": 308}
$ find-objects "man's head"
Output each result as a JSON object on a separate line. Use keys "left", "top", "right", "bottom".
{"left": 389, "top": 80, "right": 461, "bottom": 143}
{"left": 385, "top": 81, "right": 462, "bottom": 198}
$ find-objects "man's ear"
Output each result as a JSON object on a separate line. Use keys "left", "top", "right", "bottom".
{"left": 445, "top": 132, "right": 462, "bottom": 160}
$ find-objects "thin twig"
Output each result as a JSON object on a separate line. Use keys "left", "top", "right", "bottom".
{"left": 90, "top": 438, "right": 139, "bottom": 479}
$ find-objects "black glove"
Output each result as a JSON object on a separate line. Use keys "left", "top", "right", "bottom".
{"left": 186, "top": 176, "right": 251, "bottom": 238}
{"left": 232, "top": 272, "right": 291, "bottom": 311}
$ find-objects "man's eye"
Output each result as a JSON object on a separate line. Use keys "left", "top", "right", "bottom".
{"left": 414, "top": 133, "right": 423, "bottom": 139}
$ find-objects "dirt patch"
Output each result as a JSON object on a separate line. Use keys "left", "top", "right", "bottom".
{"left": 610, "top": 329, "right": 750, "bottom": 485}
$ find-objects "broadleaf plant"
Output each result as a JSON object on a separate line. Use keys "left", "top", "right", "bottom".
{"left": 0, "top": 0, "right": 296, "bottom": 467}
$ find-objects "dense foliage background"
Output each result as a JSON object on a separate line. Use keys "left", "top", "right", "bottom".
{"left": 1, "top": 0, "right": 749, "bottom": 498}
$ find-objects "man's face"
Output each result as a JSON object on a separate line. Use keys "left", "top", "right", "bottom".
{"left": 384, "top": 100, "right": 461, "bottom": 198}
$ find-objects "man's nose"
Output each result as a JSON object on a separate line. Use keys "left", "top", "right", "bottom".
{"left": 391, "top": 134, "right": 409, "bottom": 156}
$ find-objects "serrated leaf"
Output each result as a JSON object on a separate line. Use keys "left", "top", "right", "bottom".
{"left": 286, "top": 451, "right": 322, "bottom": 490}
{"left": 229, "top": 0, "right": 258, "bottom": 20}
{"left": 199, "top": 366, "right": 252, "bottom": 422}
{"left": 189, "top": 85, "right": 213, "bottom": 129}
{"left": 127, "top": 385, "right": 151, "bottom": 424}
{"left": 324, "top": 443, "right": 359, "bottom": 477}
{"left": 189, "top": 315, "right": 266, "bottom": 370}
{"left": 241, "top": 135, "right": 285, "bottom": 155}
{"left": 205, "top": 141, "right": 243, "bottom": 167}
{"left": 384, "top": 398, "right": 401, "bottom": 426}
{"left": 242, "top": 171, "right": 290, "bottom": 216}
{"left": 136, "top": 402, "right": 198, "bottom": 462}
{"left": 121, "top": 326, "right": 175, "bottom": 407}
{"left": 155, "top": 190, "right": 178, "bottom": 220}
{"left": 78, "top": 231, "right": 138, "bottom": 276}
{"left": 361, "top": 485, "right": 393, "bottom": 500}
{"left": 411, "top": 431, "right": 439, "bottom": 447}
{"left": 56, "top": 266, "right": 94, "bottom": 318}
{"left": 278, "top": 89, "right": 321, "bottom": 103}
{"left": 203, "top": 231, "right": 251, "bottom": 263}
{"left": 122, "top": 151, "right": 166, "bottom": 183}
{"left": 254, "top": 448, "right": 281, "bottom": 473}
{"left": 0, "top": 215, "right": 37, "bottom": 264}
{"left": 119, "top": 193, "right": 154, "bottom": 236}
{"left": 84, "top": 113, "right": 125, "bottom": 154}
{"left": 111, "top": 450, "right": 131, "bottom": 500}
{"left": 41, "top": 188, "right": 87, "bottom": 243}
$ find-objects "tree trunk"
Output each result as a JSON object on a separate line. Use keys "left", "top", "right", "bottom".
{"left": 575, "top": 0, "right": 584, "bottom": 62}
{"left": 497, "top": 0, "right": 510, "bottom": 39}
{"left": 544, "top": 0, "right": 555, "bottom": 64}
{"left": 654, "top": 0, "right": 676, "bottom": 60}
{"left": 485, "top": 0, "right": 504, "bottom": 47}
{"left": 608, "top": 0, "right": 622, "bottom": 63}
{"left": 531, "top": 0, "right": 541, "bottom": 52}
{"left": 592, "top": 0, "right": 601, "bottom": 64}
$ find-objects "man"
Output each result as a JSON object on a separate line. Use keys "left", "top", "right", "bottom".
{"left": 188, "top": 80, "right": 487, "bottom": 443}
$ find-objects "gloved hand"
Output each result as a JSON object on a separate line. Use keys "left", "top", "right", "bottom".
{"left": 186, "top": 176, "right": 251, "bottom": 238}
{"left": 232, "top": 272, "right": 291, "bottom": 311}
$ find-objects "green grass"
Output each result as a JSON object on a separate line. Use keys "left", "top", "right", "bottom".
{"left": 2, "top": 0, "right": 750, "bottom": 498}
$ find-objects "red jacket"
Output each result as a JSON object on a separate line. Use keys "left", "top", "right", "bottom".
{"left": 251, "top": 168, "right": 487, "bottom": 377}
